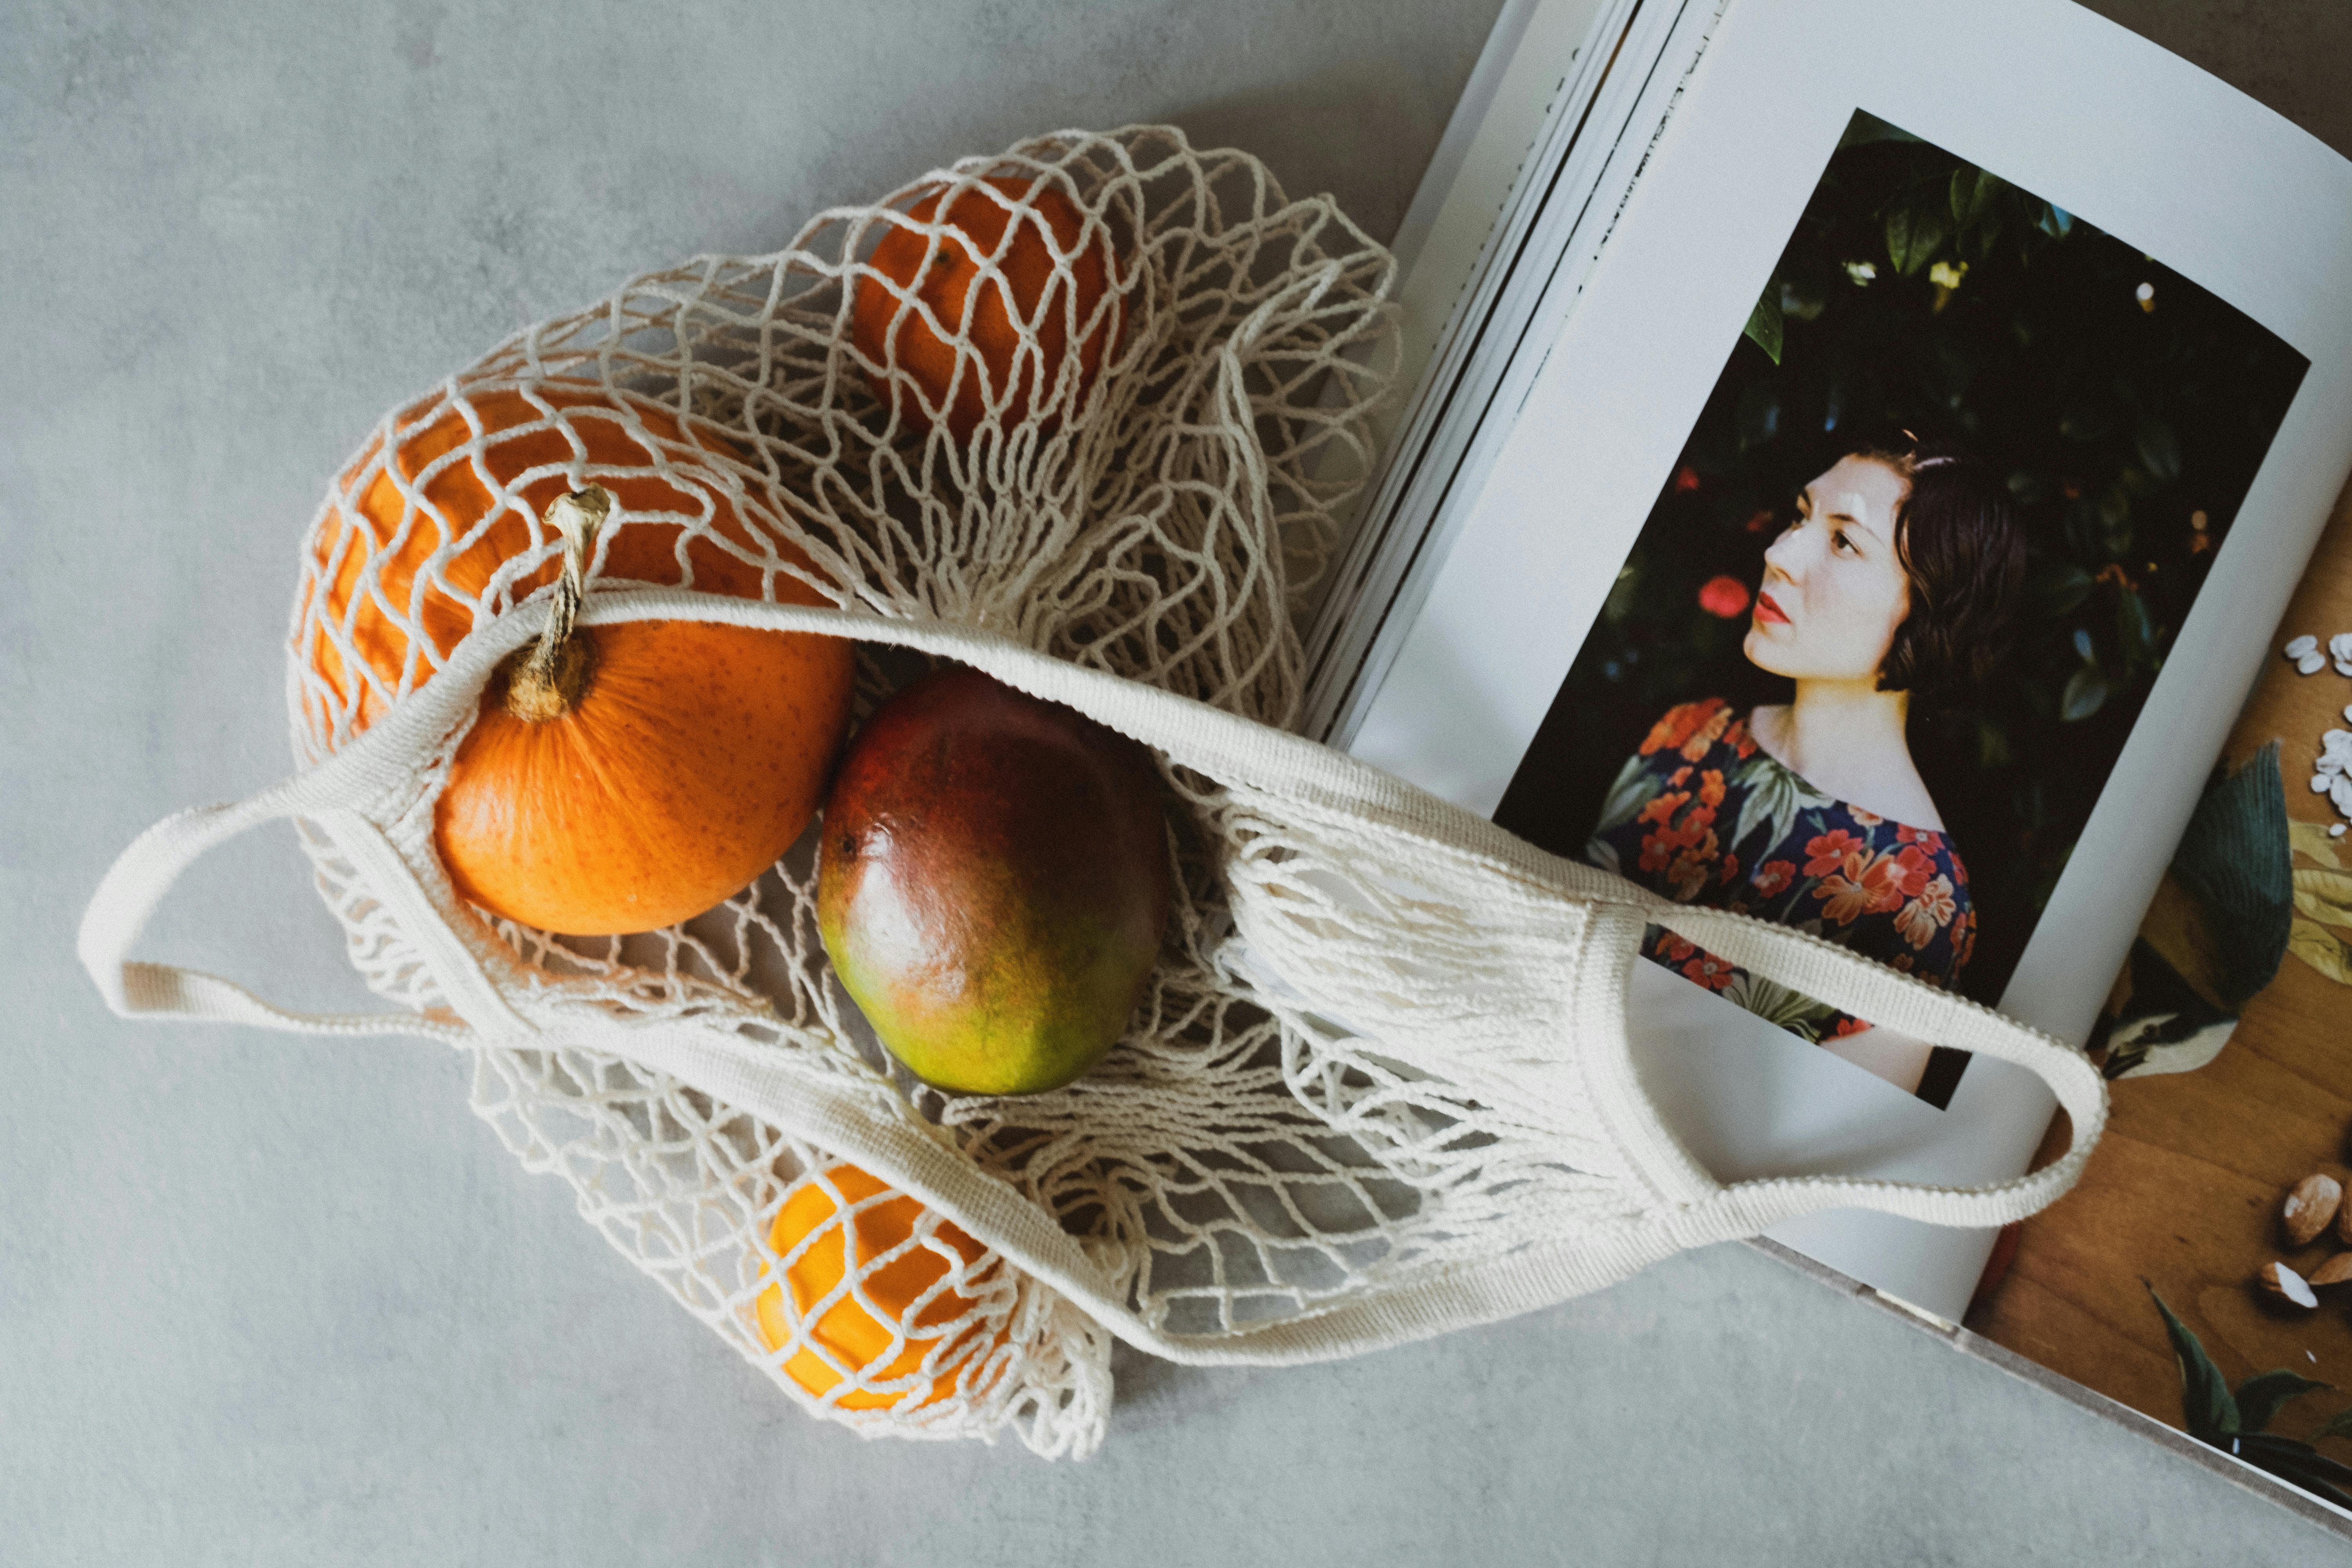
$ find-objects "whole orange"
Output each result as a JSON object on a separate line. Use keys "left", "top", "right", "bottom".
{"left": 852, "top": 175, "right": 1118, "bottom": 439}
{"left": 753, "top": 1163, "right": 1003, "bottom": 1411}
{"left": 299, "top": 384, "right": 855, "bottom": 935}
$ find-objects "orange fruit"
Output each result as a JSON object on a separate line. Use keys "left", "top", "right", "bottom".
{"left": 299, "top": 384, "right": 856, "bottom": 936}
{"left": 852, "top": 174, "right": 1118, "bottom": 439}
{"left": 431, "top": 614, "right": 853, "bottom": 935}
{"left": 305, "top": 385, "right": 800, "bottom": 732}
{"left": 753, "top": 1163, "right": 1002, "bottom": 1410}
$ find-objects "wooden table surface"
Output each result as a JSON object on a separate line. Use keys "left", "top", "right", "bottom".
{"left": 1971, "top": 479, "right": 2352, "bottom": 1444}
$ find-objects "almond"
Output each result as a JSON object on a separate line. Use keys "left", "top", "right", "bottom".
{"left": 2285, "top": 1174, "right": 2343, "bottom": 1247}
{"left": 2263, "top": 1261, "right": 2321, "bottom": 1308}
{"left": 2311, "top": 1254, "right": 2352, "bottom": 1288}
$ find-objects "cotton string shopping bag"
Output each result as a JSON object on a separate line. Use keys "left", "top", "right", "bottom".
{"left": 80, "top": 127, "right": 2107, "bottom": 1458}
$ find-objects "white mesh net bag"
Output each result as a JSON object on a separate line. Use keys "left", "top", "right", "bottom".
{"left": 81, "top": 126, "right": 2107, "bottom": 1461}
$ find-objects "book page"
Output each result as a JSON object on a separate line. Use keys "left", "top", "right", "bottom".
{"left": 1970, "top": 486, "right": 2352, "bottom": 1516}
{"left": 1342, "top": 0, "right": 2352, "bottom": 1317}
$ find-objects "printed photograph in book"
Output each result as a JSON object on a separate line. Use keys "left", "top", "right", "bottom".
{"left": 1490, "top": 109, "right": 2308, "bottom": 1108}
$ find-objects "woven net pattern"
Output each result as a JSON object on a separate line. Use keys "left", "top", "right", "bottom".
{"left": 274, "top": 127, "right": 1640, "bottom": 1459}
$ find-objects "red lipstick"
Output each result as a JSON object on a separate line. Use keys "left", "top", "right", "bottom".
{"left": 1754, "top": 589, "right": 1790, "bottom": 626}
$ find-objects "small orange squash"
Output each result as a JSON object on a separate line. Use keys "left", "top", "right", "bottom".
{"left": 302, "top": 384, "right": 855, "bottom": 935}
{"left": 852, "top": 175, "right": 1118, "bottom": 439}
{"left": 753, "top": 1163, "right": 1004, "bottom": 1410}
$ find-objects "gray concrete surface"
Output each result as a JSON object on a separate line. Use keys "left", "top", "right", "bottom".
{"left": 6, "top": 1, "right": 2352, "bottom": 1562}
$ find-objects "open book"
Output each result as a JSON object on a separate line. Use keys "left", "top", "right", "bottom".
{"left": 1311, "top": 0, "right": 2352, "bottom": 1530}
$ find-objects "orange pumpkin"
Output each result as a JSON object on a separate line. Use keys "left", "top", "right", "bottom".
{"left": 852, "top": 175, "right": 1118, "bottom": 439}
{"left": 302, "top": 384, "right": 855, "bottom": 935}
{"left": 753, "top": 1163, "right": 1004, "bottom": 1411}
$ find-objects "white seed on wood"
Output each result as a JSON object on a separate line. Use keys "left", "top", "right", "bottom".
{"left": 2288, "top": 635, "right": 2321, "bottom": 659}
{"left": 2335, "top": 824, "right": 2348, "bottom": 839}
{"left": 2333, "top": 632, "right": 2352, "bottom": 661}
{"left": 2316, "top": 772, "right": 2337, "bottom": 793}
{"left": 2263, "top": 1261, "right": 2321, "bottom": 1308}
{"left": 2335, "top": 775, "right": 2352, "bottom": 818}
{"left": 2301, "top": 652, "right": 2330, "bottom": 675}
{"left": 2285, "top": 1174, "right": 2344, "bottom": 1245}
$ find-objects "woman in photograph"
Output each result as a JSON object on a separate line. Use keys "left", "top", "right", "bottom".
{"left": 1585, "top": 438, "right": 2026, "bottom": 1093}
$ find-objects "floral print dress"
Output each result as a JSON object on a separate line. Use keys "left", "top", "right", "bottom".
{"left": 1584, "top": 699, "right": 1975, "bottom": 1043}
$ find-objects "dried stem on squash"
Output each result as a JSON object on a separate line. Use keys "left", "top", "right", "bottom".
{"left": 504, "top": 485, "right": 611, "bottom": 723}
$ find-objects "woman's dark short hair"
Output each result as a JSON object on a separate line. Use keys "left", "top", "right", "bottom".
{"left": 1854, "top": 437, "right": 2027, "bottom": 702}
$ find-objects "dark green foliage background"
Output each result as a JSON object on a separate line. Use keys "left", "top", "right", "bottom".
{"left": 1494, "top": 111, "right": 2308, "bottom": 1004}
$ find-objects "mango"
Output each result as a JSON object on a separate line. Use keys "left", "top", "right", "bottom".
{"left": 816, "top": 665, "right": 1171, "bottom": 1095}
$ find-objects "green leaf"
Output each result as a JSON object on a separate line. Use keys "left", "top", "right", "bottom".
{"left": 2294, "top": 867, "right": 2352, "bottom": 929}
{"left": 2312, "top": 1407, "right": 2352, "bottom": 1443}
{"left": 1779, "top": 279, "right": 1826, "bottom": 322}
{"left": 2106, "top": 1014, "right": 2234, "bottom": 1080}
{"left": 2135, "top": 417, "right": 2183, "bottom": 484}
{"left": 2235, "top": 1370, "right": 2332, "bottom": 1434}
{"left": 1887, "top": 191, "right": 1949, "bottom": 276}
{"left": 2233, "top": 1433, "right": 2352, "bottom": 1510}
{"left": 1965, "top": 210, "right": 2005, "bottom": 265}
{"left": 1949, "top": 167, "right": 2002, "bottom": 227}
{"left": 1719, "top": 970, "right": 1838, "bottom": 1034}
{"left": 2060, "top": 662, "right": 2109, "bottom": 722}
{"left": 1743, "top": 280, "right": 1785, "bottom": 365}
{"left": 2289, "top": 916, "right": 2352, "bottom": 987}
{"left": 2151, "top": 1288, "right": 2239, "bottom": 1440}
{"left": 2240, "top": 1434, "right": 2352, "bottom": 1483}
{"left": 1601, "top": 558, "right": 1642, "bottom": 627}
{"left": 2027, "top": 561, "right": 2095, "bottom": 619}
{"left": 1589, "top": 753, "right": 1662, "bottom": 840}
{"left": 2291, "top": 820, "right": 2348, "bottom": 869}
{"left": 2116, "top": 588, "right": 2158, "bottom": 670}
{"left": 1727, "top": 753, "right": 1834, "bottom": 858}
{"left": 2099, "top": 485, "right": 2134, "bottom": 555}
{"left": 2168, "top": 744, "right": 2294, "bottom": 1008}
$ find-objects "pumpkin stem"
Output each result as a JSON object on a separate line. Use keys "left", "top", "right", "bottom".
{"left": 505, "top": 485, "right": 610, "bottom": 723}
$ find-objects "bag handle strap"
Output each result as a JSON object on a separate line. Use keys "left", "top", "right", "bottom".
{"left": 80, "top": 595, "right": 570, "bottom": 1044}
{"left": 78, "top": 779, "right": 533, "bottom": 1045}
{"left": 85, "top": 590, "right": 2102, "bottom": 1242}
{"left": 72, "top": 593, "right": 1233, "bottom": 1046}
{"left": 1587, "top": 898, "right": 2107, "bottom": 1237}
